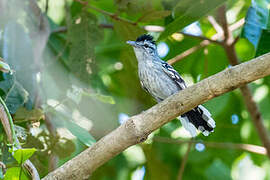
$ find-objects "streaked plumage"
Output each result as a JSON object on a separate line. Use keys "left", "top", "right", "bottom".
{"left": 127, "top": 34, "right": 215, "bottom": 137}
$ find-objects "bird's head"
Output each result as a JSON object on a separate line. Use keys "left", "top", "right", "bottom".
{"left": 127, "top": 34, "right": 157, "bottom": 61}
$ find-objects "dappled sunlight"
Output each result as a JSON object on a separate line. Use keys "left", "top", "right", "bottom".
{"left": 157, "top": 42, "right": 169, "bottom": 58}
{"left": 171, "top": 127, "right": 193, "bottom": 139}
{"left": 123, "top": 145, "right": 146, "bottom": 165}
{"left": 232, "top": 154, "right": 266, "bottom": 180}
{"left": 131, "top": 166, "right": 145, "bottom": 180}
{"left": 254, "top": 85, "right": 269, "bottom": 103}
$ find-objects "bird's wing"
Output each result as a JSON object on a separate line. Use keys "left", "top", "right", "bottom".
{"left": 140, "top": 81, "right": 149, "bottom": 93}
{"left": 161, "top": 62, "right": 187, "bottom": 90}
{"left": 140, "top": 80, "right": 163, "bottom": 102}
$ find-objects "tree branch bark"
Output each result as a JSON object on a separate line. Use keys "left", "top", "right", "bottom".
{"left": 218, "top": 5, "right": 270, "bottom": 158}
{"left": 43, "top": 52, "right": 270, "bottom": 179}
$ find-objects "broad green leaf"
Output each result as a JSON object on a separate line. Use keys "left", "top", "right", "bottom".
{"left": 66, "top": 85, "right": 115, "bottom": 104}
{"left": 82, "top": 92, "right": 115, "bottom": 104}
{"left": 63, "top": 119, "right": 96, "bottom": 147}
{"left": 4, "top": 167, "right": 29, "bottom": 180}
{"left": 13, "top": 148, "right": 36, "bottom": 164}
{"left": 67, "top": 11, "right": 103, "bottom": 83}
{"left": 112, "top": 19, "right": 145, "bottom": 42}
{"left": 51, "top": 109, "right": 96, "bottom": 147}
{"left": 0, "top": 75, "right": 29, "bottom": 114}
{"left": 205, "top": 159, "right": 232, "bottom": 180}
{"left": 137, "top": 10, "right": 171, "bottom": 22}
{"left": 235, "top": 38, "right": 256, "bottom": 61}
{"left": 158, "top": 0, "right": 226, "bottom": 40}
{"left": 256, "top": 30, "right": 270, "bottom": 57}
{"left": 114, "top": 0, "right": 153, "bottom": 14}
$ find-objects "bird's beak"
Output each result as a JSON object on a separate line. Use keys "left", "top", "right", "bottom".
{"left": 126, "top": 40, "right": 137, "bottom": 47}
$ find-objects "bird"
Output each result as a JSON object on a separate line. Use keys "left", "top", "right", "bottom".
{"left": 126, "top": 34, "right": 215, "bottom": 137}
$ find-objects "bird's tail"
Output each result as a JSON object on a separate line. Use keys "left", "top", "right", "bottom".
{"left": 177, "top": 105, "right": 216, "bottom": 137}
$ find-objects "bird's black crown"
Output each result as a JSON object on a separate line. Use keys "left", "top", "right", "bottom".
{"left": 136, "top": 34, "right": 156, "bottom": 45}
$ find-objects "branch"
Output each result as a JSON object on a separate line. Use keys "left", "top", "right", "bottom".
{"left": 218, "top": 5, "right": 270, "bottom": 159}
{"left": 154, "top": 137, "right": 267, "bottom": 155}
{"left": 168, "top": 17, "right": 244, "bottom": 64}
{"left": 177, "top": 141, "right": 192, "bottom": 180}
{"left": 42, "top": 52, "right": 270, "bottom": 179}
{"left": 207, "top": 16, "right": 224, "bottom": 39}
{"left": 179, "top": 32, "right": 223, "bottom": 45}
{"left": 168, "top": 41, "right": 209, "bottom": 65}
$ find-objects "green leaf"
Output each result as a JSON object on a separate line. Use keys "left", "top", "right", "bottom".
{"left": 137, "top": 10, "right": 171, "bottom": 22}
{"left": 67, "top": 11, "right": 103, "bottom": 83}
{"left": 112, "top": 19, "right": 145, "bottom": 42}
{"left": 4, "top": 167, "right": 29, "bottom": 180}
{"left": 158, "top": 0, "right": 226, "bottom": 40}
{"left": 256, "top": 30, "right": 270, "bottom": 57}
{"left": 13, "top": 148, "right": 36, "bottom": 164}
{"left": 82, "top": 92, "right": 115, "bottom": 104}
{"left": 235, "top": 38, "right": 256, "bottom": 61}
{"left": 63, "top": 119, "right": 96, "bottom": 147}
{"left": 51, "top": 109, "right": 96, "bottom": 147}
{"left": 0, "top": 58, "right": 12, "bottom": 74}
{"left": 205, "top": 159, "right": 232, "bottom": 180}
{"left": 0, "top": 76, "right": 29, "bottom": 114}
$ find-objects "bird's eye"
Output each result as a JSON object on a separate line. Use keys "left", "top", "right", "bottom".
{"left": 144, "top": 44, "right": 149, "bottom": 48}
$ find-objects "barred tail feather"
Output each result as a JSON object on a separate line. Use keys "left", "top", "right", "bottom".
{"left": 178, "top": 105, "right": 215, "bottom": 137}
{"left": 177, "top": 116, "right": 197, "bottom": 137}
{"left": 198, "top": 105, "right": 216, "bottom": 129}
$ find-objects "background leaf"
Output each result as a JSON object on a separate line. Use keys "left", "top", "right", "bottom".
{"left": 13, "top": 148, "right": 36, "bottom": 164}
{"left": 67, "top": 10, "right": 103, "bottom": 83}
{"left": 4, "top": 167, "right": 29, "bottom": 180}
{"left": 158, "top": 0, "right": 227, "bottom": 40}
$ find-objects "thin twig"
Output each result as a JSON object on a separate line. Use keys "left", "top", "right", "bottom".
{"left": 180, "top": 32, "right": 223, "bottom": 45}
{"left": 217, "top": 5, "right": 270, "bottom": 159}
{"left": 229, "top": 18, "right": 245, "bottom": 32}
{"left": 217, "top": 6, "right": 234, "bottom": 45}
{"left": 153, "top": 136, "right": 267, "bottom": 155}
{"left": 0, "top": 161, "right": 6, "bottom": 174}
{"left": 207, "top": 16, "right": 224, "bottom": 38}
{"left": 177, "top": 140, "right": 192, "bottom": 180}
{"left": 74, "top": 0, "right": 137, "bottom": 25}
{"left": 168, "top": 41, "right": 209, "bottom": 65}
{"left": 168, "top": 17, "right": 245, "bottom": 65}
{"left": 45, "top": 0, "right": 49, "bottom": 14}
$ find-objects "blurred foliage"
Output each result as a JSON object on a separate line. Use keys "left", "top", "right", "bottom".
{"left": 0, "top": 0, "right": 270, "bottom": 179}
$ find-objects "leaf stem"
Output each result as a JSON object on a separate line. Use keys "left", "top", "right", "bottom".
{"left": 0, "top": 96, "right": 17, "bottom": 146}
